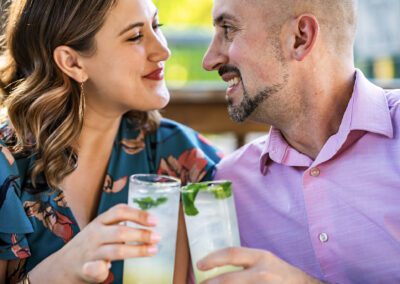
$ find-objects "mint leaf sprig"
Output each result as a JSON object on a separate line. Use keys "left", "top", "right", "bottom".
{"left": 181, "top": 181, "right": 232, "bottom": 216}
{"left": 133, "top": 197, "right": 168, "bottom": 210}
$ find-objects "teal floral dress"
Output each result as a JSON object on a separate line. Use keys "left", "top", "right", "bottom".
{"left": 0, "top": 117, "right": 222, "bottom": 283}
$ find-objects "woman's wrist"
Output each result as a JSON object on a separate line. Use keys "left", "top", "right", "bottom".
{"left": 27, "top": 250, "right": 75, "bottom": 284}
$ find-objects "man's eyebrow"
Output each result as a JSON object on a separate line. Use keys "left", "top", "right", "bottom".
{"left": 118, "top": 11, "right": 158, "bottom": 36}
{"left": 213, "top": 13, "right": 239, "bottom": 25}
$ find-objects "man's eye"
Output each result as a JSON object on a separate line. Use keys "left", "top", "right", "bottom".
{"left": 223, "top": 25, "right": 232, "bottom": 32}
{"left": 128, "top": 34, "right": 143, "bottom": 42}
{"left": 222, "top": 25, "right": 234, "bottom": 39}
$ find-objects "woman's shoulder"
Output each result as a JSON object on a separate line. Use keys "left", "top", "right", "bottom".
{"left": 0, "top": 121, "right": 33, "bottom": 181}
{"left": 159, "top": 117, "right": 190, "bottom": 130}
{"left": 0, "top": 139, "right": 18, "bottom": 179}
{"left": 119, "top": 116, "right": 222, "bottom": 180}
{"left": 0, "top": 132, "right": 30, "bottom": 207}
{"left": 0, "top": 137, "right": 33, "bottom": 261}
{"left": 157, "top": 118, "right": 210, "bottom": 145}
{"left": 0, "top": 117, "right": 13, "bottom": 142}
{"left": 120, "top": 116, "right": 219, "bottom": 151}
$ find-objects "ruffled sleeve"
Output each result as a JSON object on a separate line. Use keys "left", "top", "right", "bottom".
{"left": 0, "top": 141, "right": 33, "bottom": 260}
{"left": 154, "top": 119, "right": 222, "bottom": 185}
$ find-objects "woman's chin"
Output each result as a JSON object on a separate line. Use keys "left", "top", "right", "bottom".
{"left": 155, "top": 91, "right": 170, "bottom": 109}
{"left": 137, "top": 95, "right": 170, "bottom": 112}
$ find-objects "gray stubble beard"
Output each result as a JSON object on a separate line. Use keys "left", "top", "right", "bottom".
{"left": 227, "top": 82, "right": 284, "bottom": 123}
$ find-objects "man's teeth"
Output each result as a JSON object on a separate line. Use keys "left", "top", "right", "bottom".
{"left": 228, "top": 77, "right": 240, "bottom": 87}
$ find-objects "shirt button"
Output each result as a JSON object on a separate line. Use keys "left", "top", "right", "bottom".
{"left": 319, "top": 233, "right": 329, "bottom": 243}
{"left": 310, "top": 167, "right": 320, "bottom": 177}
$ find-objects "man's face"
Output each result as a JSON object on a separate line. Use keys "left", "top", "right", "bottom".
{"left": 203, "top": 0, "right": 289, "bottom": 123}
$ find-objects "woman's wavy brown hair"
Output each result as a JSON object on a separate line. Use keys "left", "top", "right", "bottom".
{"left": 0, "top": 0, "right": 161, "bottom": 192}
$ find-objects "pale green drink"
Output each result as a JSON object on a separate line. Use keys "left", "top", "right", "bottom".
{"left": 181, "top": 181, "right": 241, "bottom": 283}
{"left": 123, "top": 174, "right": 181, "bottom": 284}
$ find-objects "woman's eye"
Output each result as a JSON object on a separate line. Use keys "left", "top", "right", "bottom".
{"left": 153, "top": 23, "right": 164, "bottom": 30}
{"left": 128, "top": 34, "right": 143, "bottom": 42}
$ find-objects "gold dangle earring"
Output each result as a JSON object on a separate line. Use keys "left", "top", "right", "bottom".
{"left": 79, "top": 81, "right": 86, "bottom": 122}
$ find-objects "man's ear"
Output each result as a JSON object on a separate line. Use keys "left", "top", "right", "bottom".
{"left": 288, "top": 14, "right": 319, "bottom": 61}
{"left": 53, "top": 46, "right": 88, "bottom": 82}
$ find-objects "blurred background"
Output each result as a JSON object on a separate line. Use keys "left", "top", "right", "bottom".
{"left": 155, "top": 0, "right": 400, "bottom": 86}
{"left": 1, "top": 0, "right": 400, "bottom": 154}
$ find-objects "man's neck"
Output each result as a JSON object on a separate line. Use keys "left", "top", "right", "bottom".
{"left": 279, "top": 69, "right": 356, "bottom": 160}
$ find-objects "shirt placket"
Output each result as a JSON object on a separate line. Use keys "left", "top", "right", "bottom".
{"left": 302, "top": 162, "right": 337, "bottom": 280}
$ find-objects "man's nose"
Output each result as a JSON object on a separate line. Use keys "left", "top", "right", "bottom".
{"left": 202, "top": 37, "right": 228, "bottom": 71}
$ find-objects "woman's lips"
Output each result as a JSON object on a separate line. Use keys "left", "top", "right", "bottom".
{"left": 143, "top": 68, "right": 164, "bottom": 81}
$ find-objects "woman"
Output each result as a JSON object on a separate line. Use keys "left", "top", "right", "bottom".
{"left": 0, "top": 0, "right": 220, "bottom": 283}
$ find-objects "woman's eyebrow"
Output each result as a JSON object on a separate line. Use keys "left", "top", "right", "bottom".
{"left": 119, "top": 22, "right": 144, "bottom": 36}
{"left": 118, "top": 11, "right": 158, "bottom": 36}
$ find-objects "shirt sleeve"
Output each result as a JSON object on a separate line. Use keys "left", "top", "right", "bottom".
{"left": 155, "top": 119, "right": 223, "bottom": 185}
{"left": 0, "top": 142, "right": 33, "bottom": 260}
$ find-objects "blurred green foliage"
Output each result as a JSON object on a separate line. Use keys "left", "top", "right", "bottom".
{"left": 154, "top": 0, "right": 220, "bottom": 85}
{"left": 164, "top": 44, "right": 220, "bottom": 86}
{"left": 153, "top": 0, "right": 400, "bottom": 83}
{"left": 154, "top": 0, "right": 213, "bottom": 27}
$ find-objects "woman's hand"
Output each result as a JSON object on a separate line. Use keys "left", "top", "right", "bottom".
{"left": 29, "top": 204, "right": 160, "bottom": 283}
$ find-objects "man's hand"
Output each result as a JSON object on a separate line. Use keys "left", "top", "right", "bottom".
{"left": 197, "top": 247, "right": 322, "bottom": 284}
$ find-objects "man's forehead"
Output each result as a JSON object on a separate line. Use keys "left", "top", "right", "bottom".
{"left": 212, "top": 0, "right": 264, "bottom": 21}
{"left": 212, "top": 0, "right": 282, "bottom": 21}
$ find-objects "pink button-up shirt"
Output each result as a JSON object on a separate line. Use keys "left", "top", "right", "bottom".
{"left": 215, "top": 70, "right": 400, "bottom": 283}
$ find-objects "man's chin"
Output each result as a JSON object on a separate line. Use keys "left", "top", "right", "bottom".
{"left": 228, "top": 105, "right": 249, "bottom": 123}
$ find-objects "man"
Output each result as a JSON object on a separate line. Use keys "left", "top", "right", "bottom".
{"left": 199, "top": 0, "right": 400, "bottom": 283}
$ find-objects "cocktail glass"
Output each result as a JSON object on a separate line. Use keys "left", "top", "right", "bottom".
{"left": 181, "top": 180, "right": 241, "bottom": 283}
{"left": 123, "top": 174, "right": 181, "bottom": 284}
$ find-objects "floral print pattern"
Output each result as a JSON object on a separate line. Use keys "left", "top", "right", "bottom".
{"left": 157, "top": 148, "right": 209, "bottom": 185}
{"left": 24, "top": 193, "right": 74, "bottom": 243}
{"left": 0, "top": 118, "right": 221, "bottom": 283}
{"left": 0, "top": 175, "right": 19, "bottom": 209}
{"left": 11, "top": 234, "right": 30, "bottom": 259}
{"left": 120, "top": 129, "right": 146, "bottom": 155}
{"left": 103, "top": 175, "right": 128, "bottom": 193}
{"left": 0, "top": 145, "right": 15, "bottom": 166}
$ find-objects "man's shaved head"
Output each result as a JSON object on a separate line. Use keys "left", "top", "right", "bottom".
{"left": 204, "top": 0, "right": 359, "bottom": 125}
{"left": 261, "top": 0, "right": 358, "bottom": 54}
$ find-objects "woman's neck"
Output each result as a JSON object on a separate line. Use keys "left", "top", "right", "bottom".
{"left": 77, "top": 103, "right": 123, "bottom": 156}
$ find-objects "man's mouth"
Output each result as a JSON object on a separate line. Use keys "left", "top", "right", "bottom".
{"left": 219, "top": 65, "right": 242, "bottom": 88}
{"left": 227, "top": 76, "right": 241, "bottom": 88}
{"left": 221, "top": 73, "right": 241, "bottom": 88}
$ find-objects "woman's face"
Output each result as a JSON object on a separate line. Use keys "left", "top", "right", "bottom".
{"left": 82, "top": 0, "right": 171, "bottom": 116}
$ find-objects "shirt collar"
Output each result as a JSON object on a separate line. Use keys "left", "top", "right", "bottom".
{"left": 259, "top": 69, "right": 393, "bottom": 174}
{"left": 346, "top": 69, "right": 393, "bottom": 138}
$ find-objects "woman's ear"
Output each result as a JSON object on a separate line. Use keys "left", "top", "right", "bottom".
{"left": 53, "top": 46, "right": 88, "bottom": 82}
{"left": 288, "top": 14, "right": 319, "bottom": 61}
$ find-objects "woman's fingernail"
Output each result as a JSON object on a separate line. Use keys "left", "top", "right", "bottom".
{"left": 147, "top": 216, "right": 158, "bottom": 225}
{"left": 151, "top": 232, "right": 162, "bottom": 242}
{"left": 148, "top": 246, "right": 158, "bottom": 254}
{"left": 197, "top": 261, "right": 204, "bottom": 269}
{"left": 107, "top": 262, "right": 112, "bottom": 269}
